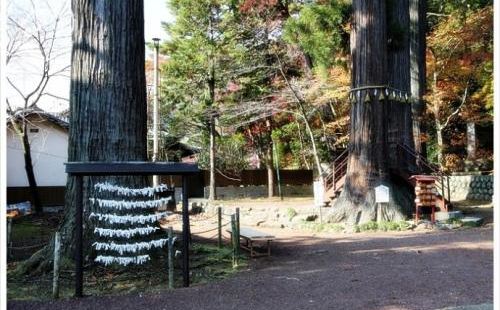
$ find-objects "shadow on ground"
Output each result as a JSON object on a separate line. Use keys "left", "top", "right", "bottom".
{"left": 9, "top": 227, "right": 493, "bottom": 310}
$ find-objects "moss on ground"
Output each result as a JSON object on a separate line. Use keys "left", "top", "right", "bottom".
{"left": 7, "top": 242, "right": 247, "bottom": 301}
{"left": 355, "top": 220, "right": 411, "bottom": 232}
{"left": 298, "top": 221, "right": 344, "bottom": 233}
{"left": 285, "top": 208, "right": 298, "bottom": 220}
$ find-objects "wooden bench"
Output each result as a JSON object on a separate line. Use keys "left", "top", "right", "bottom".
{"left": 227, "top": 227, "right": 275, "bottom": 257}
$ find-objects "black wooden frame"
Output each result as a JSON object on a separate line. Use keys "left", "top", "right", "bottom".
{"left": 65, "top": 161, "right": 199, "bottom": 297}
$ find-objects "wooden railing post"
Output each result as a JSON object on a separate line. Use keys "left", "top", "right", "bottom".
{"left": 53, "top": 232, "right": 61, "bottom": 299}
{"left": 217, "top": 207, "right": 222, "bottom": 249}
{"left": 235, "top": 208, "right": 240, "bottom": 256}
{"left": 231, "top": 215, "right": 238, "bottom": 268}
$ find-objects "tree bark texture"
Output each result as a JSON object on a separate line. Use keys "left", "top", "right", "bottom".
{"left": 409, "top": 0, "right": 426, "bottom": 157}
{"left": 17, "top": 0, "right": 148, "bottom": 274}
{"left": 386, "top": 0, "right": 415, "bottom": 216}
{"left": 329, "top": 0, "right": 414, "bottom": 225}
{"left": 387, "top": 0, "right": 414, "bottom": 167}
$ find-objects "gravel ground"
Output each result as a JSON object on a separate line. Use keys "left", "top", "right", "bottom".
{"left": 8, "top": 226, "right": 493, "bottom": 310}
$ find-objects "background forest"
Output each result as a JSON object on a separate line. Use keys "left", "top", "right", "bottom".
{"left": 153, "top": 0, "right": 492, "bottom": 182}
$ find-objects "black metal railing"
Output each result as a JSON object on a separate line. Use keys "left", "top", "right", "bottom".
{"left": 324, "top": 149, "right": 348, "bottom": 197}
{"left": 396, "top": 143, "right": 452, "bottom": 207}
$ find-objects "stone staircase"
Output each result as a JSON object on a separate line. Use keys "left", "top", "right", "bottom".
{"left": 323, "top": 149, "right": 348, "bottom": 200}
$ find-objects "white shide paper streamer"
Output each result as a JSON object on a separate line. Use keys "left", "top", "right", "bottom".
{"left": 91, "top": 183, "right": 174, "bottom": 267}
{"left": 94, "top": 182, "right": 172, "bottom": 197}
{"left": 89, "top": 212, "right": 168, "bottom": 224}
{"left": 93, "top": 238, "right": 171, "bottom": 255}
{"left": 89, "top": 197, "right": 171, "bottom": 210}
{"left": 94, "top": 226, "right": 159, "bottom": 238}
{"left": 95, "top": 255, "right": 150, "bottom": 266}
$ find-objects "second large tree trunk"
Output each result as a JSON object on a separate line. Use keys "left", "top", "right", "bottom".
{"left": 16, "top": 0, "right": 148, "bottom": 274}
{"left": 409, "top": 0, "right": 426, "bottom": 158}
{"left": 328, "top": 0, "right": 414, "bottom": 226}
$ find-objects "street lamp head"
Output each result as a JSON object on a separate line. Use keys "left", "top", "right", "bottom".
{"left": 152, "top": 37, "right": 160, "bottom": 48}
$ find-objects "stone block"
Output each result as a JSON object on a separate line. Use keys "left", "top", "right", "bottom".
{"left": 435, "top": 211, "right": 463, "bottom": 221}
{"left": 461, "top": 216, "right": 483, "bottom": 227}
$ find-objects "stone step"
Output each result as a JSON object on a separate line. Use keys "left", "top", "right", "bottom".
{"left": 435, "top": 211, "right": 463, "bottom": 221}
{"left": 461, "top": 216, "right": 483, "bottom": 227}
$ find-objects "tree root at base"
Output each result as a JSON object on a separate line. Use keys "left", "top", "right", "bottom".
{"left": 326, "top": 177, "right": 414, "bottom": 228}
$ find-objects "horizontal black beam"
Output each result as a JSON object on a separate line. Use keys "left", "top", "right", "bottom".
{"left": 65, "top": 161, "right": 199, "bottom": 176}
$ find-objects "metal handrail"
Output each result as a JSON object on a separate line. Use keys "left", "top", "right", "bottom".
{"left": 396, "top": 143, "right": 451, "bottom": 205}
{"left": 324, "top": 150, "right": 349, "bottom": 196}
{"left": 333, "top": 149, "right": 348, "bottom": 165}
{"left": 323, "top": 143, "right": 453, "bottom": 207}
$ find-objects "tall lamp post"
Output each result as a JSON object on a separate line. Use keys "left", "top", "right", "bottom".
{"left": 152, "top": 37, "right": 160, "bottom": 187}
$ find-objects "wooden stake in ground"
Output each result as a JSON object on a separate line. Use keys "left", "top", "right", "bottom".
{"left": 52, "top": 232, "right": 61, "bottom": 299}
{"left": 235, "top": 208, "right": 240, "bottom": 253}
{"left": 231, "top": 215, "right": 238, "bottom": 268}
{"left": 217, "top": 207, "right": 222, "bottom": 249}
{"left": 168, "top": 226, "right": 174, "bottom": 289}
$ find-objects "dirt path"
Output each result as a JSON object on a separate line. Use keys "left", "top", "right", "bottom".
{"left": 9, "top": 226, "right": 493, "bottom": 310}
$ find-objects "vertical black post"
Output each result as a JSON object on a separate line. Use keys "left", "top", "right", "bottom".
{"left": 231, "top": 214, "right": 238, "bottom": 267}
{"left": 182, "top": 175, "right": 190, "bottom": 287}
{"left": 235, "top": 208, "right": 240, "bottom": 254}
{"left": 167, "top": 226, "right": 174, "bottom": 289}
{"left": 75, "top": 175, "right": 83, "bottom": 297}
{"left": 217, "top": 207, "right": 222, "bottom": 248}
{"left": 7, "top": 218, "right": 12, "bottom": 258}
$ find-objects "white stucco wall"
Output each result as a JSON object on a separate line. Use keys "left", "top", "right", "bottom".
{"left": 7, "top": 121, "right": 68, "bottom": 187}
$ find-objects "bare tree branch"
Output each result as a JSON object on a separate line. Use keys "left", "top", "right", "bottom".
{"left": 440, "top": 81, "right": 470, "bottom": 130}
{"left": 6, "top": 1, "right": 70, "bottom": 110}
{"left": 41, "top": 92, "right": 70, "bottom": 102}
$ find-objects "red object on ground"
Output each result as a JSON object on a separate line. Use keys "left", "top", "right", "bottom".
{"left": 409, "top": 175, "right": 438, "bottom": 224}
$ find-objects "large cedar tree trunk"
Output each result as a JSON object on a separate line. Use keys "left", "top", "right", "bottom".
{"left": 328, "top": 0, "right": 414, "bottom": 225}
{"left": 387, "top": 0, "right": 417, "bottom": 179}
{"left": 16, "top": 0, "right": 148, "bottom": 274}
{"left": 409, "top": 0, "right": 426, "bottom": 157}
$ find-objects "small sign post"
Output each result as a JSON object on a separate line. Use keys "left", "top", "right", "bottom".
{"left": 313, "top": 181, "right": 325, "bottom": 223}
{"left": 375, "top": 185, "right": 390, "bottom": 222}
